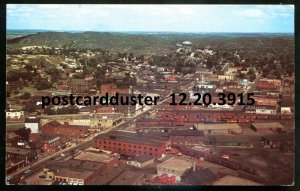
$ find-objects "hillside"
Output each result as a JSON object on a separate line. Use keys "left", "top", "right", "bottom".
{"left": 6, "top": 31, "right": 294, "bottom": 55}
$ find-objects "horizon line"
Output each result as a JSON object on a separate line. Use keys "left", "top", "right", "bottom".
{"left": 6, "top": 29, "right": 295, "bottom": 34}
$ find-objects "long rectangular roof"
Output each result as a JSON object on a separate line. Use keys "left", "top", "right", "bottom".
{"left": 46, "top": 159, "right": 105, "bottom": 180}
{"left": 195, "top": 123, "right": 242, "bottom": 130}
{"left": 252, "top": 122, "right": 284, "bottom": 129}
{"left": 94, "top": 130, "right": 169, "bottom": 147}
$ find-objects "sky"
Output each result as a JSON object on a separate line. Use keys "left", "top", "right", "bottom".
{"left": 7, "top": 4, "right": 294, "bottom": 33}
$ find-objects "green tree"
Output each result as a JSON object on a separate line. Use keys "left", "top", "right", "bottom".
{"left": 16, "top": 127, "right": 31, "bottom": 142}
{"left": 35, "top": 78, "right": 52, "bottom": 90}
{"left": 20, "top": 92, "right": 31, "bottom": 99}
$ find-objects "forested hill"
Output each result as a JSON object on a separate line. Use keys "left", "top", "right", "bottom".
{"left": 7, "top": 31, "right": 294, "bottom": 55}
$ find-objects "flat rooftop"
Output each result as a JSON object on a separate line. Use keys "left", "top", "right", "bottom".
{"left": 46, "top": 159, "right": 105, "bottom": 180}
{"left": 94, "top": 130, "right": 169, "bottom": 147}
{"left": 6, "top": 146, "right": 33, "bottom": 155}
{"left": 157, "top": 157, "right": 193, "bottom": 172}
{"left": 40, "top": 113, "right": 123, "bottom": 120}
{"left": 195, "top": 123, "right": 242, "bottom": 130}
{"left": 252, "top": 122, "right": 284, "bottom": 129}
{"left": 109, "top": 170, "right": 145, "bottom": 185}
{"left": 88, "top": 166, "right": 124, "bottom": 185}
{"left": 75, "top": 151, "right": 113, "bottom": 163}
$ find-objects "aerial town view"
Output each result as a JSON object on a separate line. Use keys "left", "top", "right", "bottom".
{"left": 5, "top": 4, "right": 294, "bottom": 186}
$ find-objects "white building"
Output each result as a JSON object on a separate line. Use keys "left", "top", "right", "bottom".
{"left": 255, "top": 106, "right": 277, "bottom": 114}
{"left": 25, "top": 116, "right": 40, "bottom": 133}
{"left": 6, "top": 110, "right": 24, "bottom": 119}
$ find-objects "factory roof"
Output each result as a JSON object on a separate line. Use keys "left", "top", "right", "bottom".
{"left": 183, "top": 168, "right": 217, "bottom": 185}
{"left": 6, "top": 146, "right": 34, "bottom": 155}
{"left": 133, "top": 154, "right": 154, "bottom": 163}
{"left": 88, "top": 166, "right": 124, "bottom": 185}
{"left": 94, "top": 130, "right": 169, "bottom": 147}
{"left": 74, "top": 151, "right": 114, "bottom": 163}
{"left": 109, "top": 170, "right": 145, "bottom": 185}
{"left": 195, "top": 123, "right": 242, "bottom": 130}
{"left": 170, "top": 130, "right": 204, "bottom": 137}
{"left": 157, "top": 157, "right": 193, "bottom": 172}
{"left": 46, "top": 159, "right": 105, "bottom": 180}
{"left": 252, "top": 122, "right": 284, "bottom": 129}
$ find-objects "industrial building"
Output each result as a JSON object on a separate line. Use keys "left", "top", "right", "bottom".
{"left": 194, "top": 123, "right": 242, "bottom": 135}
{"left": 157, "top": 157, "right": 193, "bottom": 181}
{"left": 205, "top": 135, "right": 252, "bottom": 148}
{"left": 127, "top": 154, "right": 155, "bottom": 168}
{"left": 94, "top": 130, "right": 171, "bottom": 158}
{"left": 250, "top": 122, "right": 284, "bottom": 133}
{"left": 43, "top": 151, "right": 117, "bottom": 185}
{"left": 41, "top": 121, "right": 90, "bottom": 139}
{"left": 170, "top": 129, "right": 204, "bottom": 145}
{"left": 43, "top": 159, "right": 106, "bottom": 185}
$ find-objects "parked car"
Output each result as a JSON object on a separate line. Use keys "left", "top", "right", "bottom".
{"left": 24, "top": 170, "right": 31, "bottom": 174}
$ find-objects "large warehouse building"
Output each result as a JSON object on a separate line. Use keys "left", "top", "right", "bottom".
{"left": 194, "top": 123, "right": 242, "bottom": 135}
{"left": 94, "top": 130, "right": 171, "bottom": 159}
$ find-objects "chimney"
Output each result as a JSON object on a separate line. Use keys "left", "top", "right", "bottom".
{"left": 193, "top": 161, "right": 196, "bottom": 172}
{"left": 64, "top": 122, "right": 69, "bottom": 126}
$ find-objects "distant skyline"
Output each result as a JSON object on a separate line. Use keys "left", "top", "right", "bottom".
{"left": 7, "top": 4, "right": 294, "bottom": 33}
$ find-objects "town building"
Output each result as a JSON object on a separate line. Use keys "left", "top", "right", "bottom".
{"left": 41, "top": 121, "right": 90, "bottom": 139}
{"left": 157, "top": 157, "right": 193, "bottom": 181}
{"left": 182, "top": 168, "right": 218, "bottom": 185}
{"left": 25, "top": 116, "right": 40, "bottom": 133}
{"left": 43, "top": 159, "right": 110, "bottom": 185}
{"left": 74, "top": 150, "right": 117, "bottom": 165}
{"left": 257, "top": 79, "right": 281, "bottom": 90}
{"left": 40, "top": 113, "right": 123, "bottom": 130}
{"left": 6, "top": 146, "right": 37, "bottom": 165}
{"left": 260, "top": 133, "right": 294, "bottom": 152}
{"left": 280, "top": 95, "right": 293, "bottom": 114}
{"left": 170, "top": 130, "right": 204, "bottom": 145}
{"left": 30, "top": 133, "right": 62, "bottom": 153}
{"left": 205, "top": 135, "right": 252, "bottom": 148}
{"left": 69, "top": 77, "right": 94, "bottom": 93}
{"left": 194, "top": 123, "right": 242, "bottom": 135}
{"left": 252, "top": 95, "right": 278, "bottom": 107}
{"left": 6, "top": 131, "right": 19, "bottom": 147}
{"left": 7, "top": 81, "right": 24, "bottom": 92}
{"left": 109, "top": 170, "right": 145, "bottom": 185}
{"left": 127, "top": 154, "right": 154, "bottom": 168}
{"left": 6, "top": 110, "right": 24, "bottom": 119}
{"left": 94, "top": 130, "right": 171, "bottom": 159}
{"left": 87, "top": 166, "right": 124, "bottom": 185}
{"left": 254, "top": 105, "right": 277, "bottom": 115}
{"left": 100, "top": 83, "right": 132, "bottom": 96}
{"left": 250, "top": 122, "right": 284, "bottom": 133}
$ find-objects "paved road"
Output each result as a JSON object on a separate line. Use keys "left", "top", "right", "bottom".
{"left": 8, "top": 141, "right": 92, "bottom": 185}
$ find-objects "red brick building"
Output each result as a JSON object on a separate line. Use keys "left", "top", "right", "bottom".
{"left": 94, "top": 131, "right": 171, "bottom": 158}
{"left": 252, "top": 95, "right": 278, "bottom": 107}
{"left": 69, "top": 77, "right": 94, "bottom": 93}
{"left": 100, "top": 83, "right": 131, "bottom": 96}
{"left": 44, "top": 157, "right": 118, "bottom": 185}
{"left": 41, "top": 121, "right": 90, "bottom": 139}
{"left": 257, "top": 79, "right": 281, "bottom": 90}
{"left": 170, "top": 130, "right": 205, "bottom": 145}
{"left": 30, "top": 133, "right": 62, "bottom": 152}
{"left": 92, "top": 105, "right": 115, "bottom": 114}
{"left": 157, "top": 110, "right": 290, "bottom": 123}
